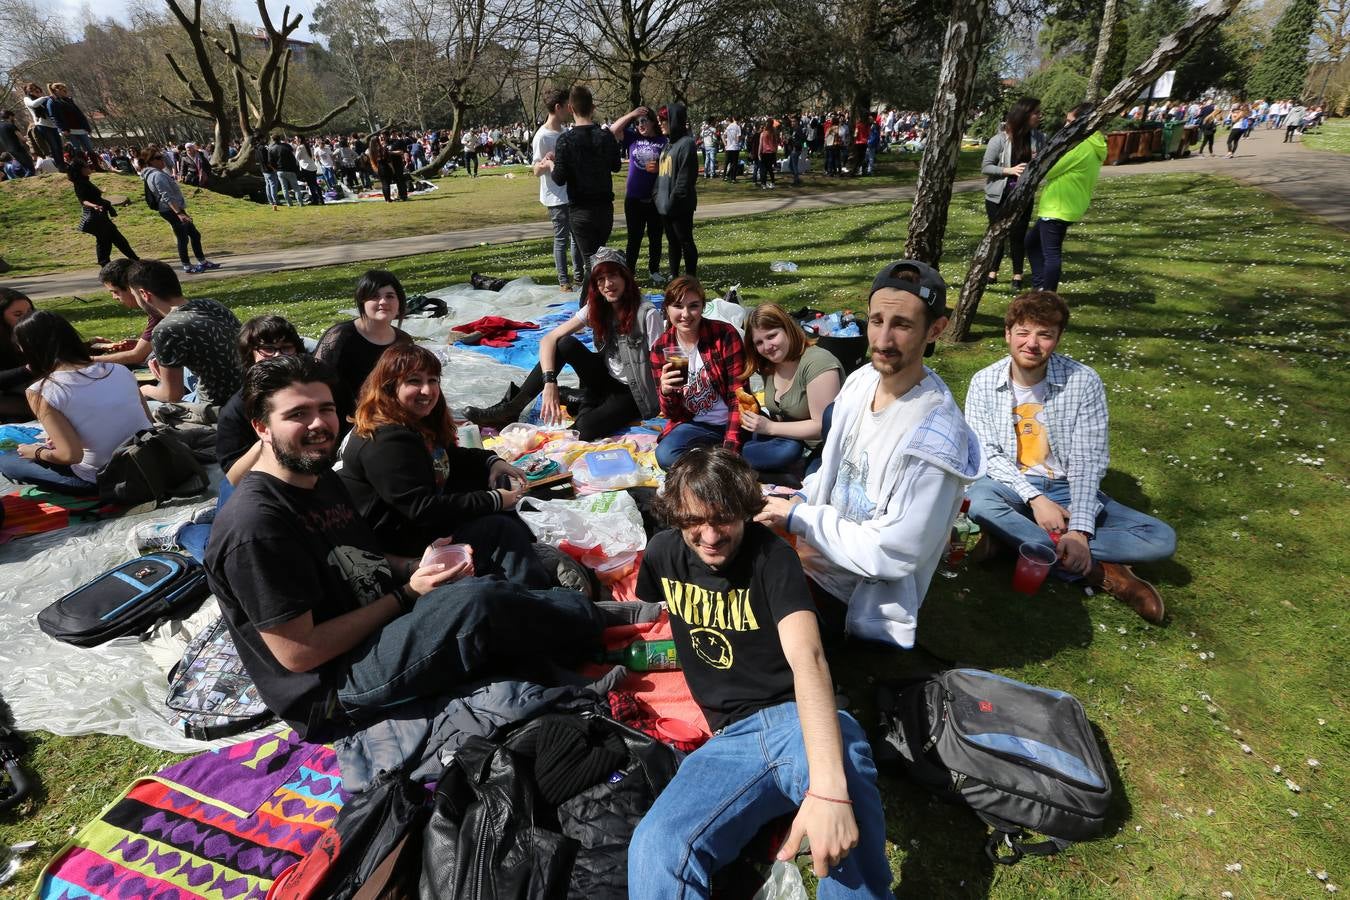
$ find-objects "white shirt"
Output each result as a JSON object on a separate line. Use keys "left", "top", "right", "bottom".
{"left": 34, "top": 157, "right": 59, "bottom": 174}
{"left": 32, "top": 363, "right": 151, "bottom": 482}
{"left": 683, "top": 340, "right": 729, "bottom": 426}
{"left": 724, "top": 122, "right": 741, "bottom": 151}
{"left": 317, "top": 145, "right": 336, "bottom": 167}
{"left": 532, "top": 125, "right": 568, "bottom": 207}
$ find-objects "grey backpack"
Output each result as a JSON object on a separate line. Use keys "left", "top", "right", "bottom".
{"left": 166, "top": 615, "right": 274, "bottom": 740}
{"left": 876, "top": 668, "right": 1112, "bottom": 864}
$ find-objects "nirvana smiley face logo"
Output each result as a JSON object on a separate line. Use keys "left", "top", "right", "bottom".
{"left": 689, "top": 628, "right": 733, "bottom": 670}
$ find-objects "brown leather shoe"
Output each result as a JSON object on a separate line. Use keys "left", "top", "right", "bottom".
{"left": 968, "top": 532, "right": 1003, "bottom": 565}
{"left": 1099, "top": 563, "right": 1165, "bottom": 624}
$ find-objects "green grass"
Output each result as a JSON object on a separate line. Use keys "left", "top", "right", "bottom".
{"left": 1303, "top": 118, "right": 1350, "bottom": 155}
{"left": 2, "top": 172, "right": 1347, "bottom": 897}
{"left": 0, "top": 149, "right": 984, "bottom": 276}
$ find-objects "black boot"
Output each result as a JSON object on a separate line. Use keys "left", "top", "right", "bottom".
{"left": 463, "top": 382, "right": 531, "bottom": 429}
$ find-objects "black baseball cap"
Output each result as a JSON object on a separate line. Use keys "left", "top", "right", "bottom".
{"left": 869, "top": 259, "right": 948, "bottom": 356}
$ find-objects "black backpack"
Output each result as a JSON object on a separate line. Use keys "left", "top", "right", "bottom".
{"left": 876, "top": 668, "right": 1112, "bottom": 864}
{"left": 165, "top": 615, "right": 275, "bottom": 740}
{"left": 96, "top": 428, "right": 209, "bottom": 508}
{"left": 37, "top": 552, "right": 210, "bottom": 648}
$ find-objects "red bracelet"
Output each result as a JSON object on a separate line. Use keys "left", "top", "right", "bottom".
{"left": 805, "top": 790, "right": 852, "bottom": 805}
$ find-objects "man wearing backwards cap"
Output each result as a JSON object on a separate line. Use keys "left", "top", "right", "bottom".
{"left": 758, "top": 261, "right": 985, "bottom": 647}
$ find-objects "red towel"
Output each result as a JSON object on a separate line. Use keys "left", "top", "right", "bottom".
{"left": 452, "top": 315, "right": 538, "bottom": 347}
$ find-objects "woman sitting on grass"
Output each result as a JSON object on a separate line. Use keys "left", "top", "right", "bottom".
{"left": 338, "top": 343, "right": 548, "bottom": 587}
{"left": 650, "top": 275, "right": 745, "bottom": 470}
{"left": 463, "top": 247, "right": 662, "bottom": 439}
{"left": 216, "top": 314, "right": 305, "bottom": 486}
{"left": 0, "top": 310, "right": 149, "bottom": 494}
{"left": 739, "top": 302, "right": 842, "bottom": 474}
{"left": 1, "top": 289, "right": 35, "bottom": 422}
{"left": 315, "top": 269, "right": 412, "bottom": 431}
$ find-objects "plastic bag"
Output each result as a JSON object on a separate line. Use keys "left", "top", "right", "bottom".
{"left": 769, "top": 261, "right": 798, "bottom": 273}
{"left": 705, "top": 297, "right": 747, "bottom": 331}
{"left": 516, "top": 491, "right": 646, "bottom": 567}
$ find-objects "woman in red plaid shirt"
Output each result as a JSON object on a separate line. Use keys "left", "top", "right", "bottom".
{"left": 650, "top": 276, "right": 746, "bottom": 470}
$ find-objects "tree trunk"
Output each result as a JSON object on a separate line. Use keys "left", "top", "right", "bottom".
{"left": 944, "top": 0, "right": 1244, "bottom": 342}
{"left": 629, "top": 58, "right": 646, "bottom": 109}
{"left": 413, "top": 102, "right": 467, "bottom": 177}
{"left": 1086, "top": 0, "right": 1121, "bottom": 103}
{"left": 904, "top": 0, "right": 991, "bottom": 265}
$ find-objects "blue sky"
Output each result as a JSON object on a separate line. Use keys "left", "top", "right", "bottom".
{"left": 58, "top": 0, "right": 322, "bottom": 41}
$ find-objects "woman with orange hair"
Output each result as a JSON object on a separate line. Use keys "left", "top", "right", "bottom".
{"left": 337, "top": 343, "right": 548, "bottom": 586}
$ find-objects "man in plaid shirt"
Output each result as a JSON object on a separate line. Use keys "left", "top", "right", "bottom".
{"left": 963, "top": 291, "right": 1176, "bottom": 623}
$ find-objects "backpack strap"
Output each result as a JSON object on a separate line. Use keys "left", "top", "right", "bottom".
{"left": 984, "top": 829, "right": 1071, "bottom": 866}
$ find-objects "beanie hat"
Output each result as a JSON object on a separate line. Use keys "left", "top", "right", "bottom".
{"left": 532, "top": 716, "right": 627, "bottom": 806}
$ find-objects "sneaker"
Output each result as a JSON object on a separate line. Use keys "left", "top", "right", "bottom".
{"left": 130, "top": 520, "right": 187, "bottom": 555}
{"left": 187, "top": 501, "right": 217, "bottom": 526}
{"left": 199, "top": 260, "right": 221, "bottom": 270}
{"left": 182, "top": 264, "right": 203, "bottom": 274}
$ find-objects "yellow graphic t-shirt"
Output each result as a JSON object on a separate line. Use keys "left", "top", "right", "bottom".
{"left": 1012, "top": 380, "right": 1062, "bottom": 478}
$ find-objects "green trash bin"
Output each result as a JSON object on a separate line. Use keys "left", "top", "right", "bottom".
{"left": 1161, "top": 122, "right": 1184, "bottom": 158}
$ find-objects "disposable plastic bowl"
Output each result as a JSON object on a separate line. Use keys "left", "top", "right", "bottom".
{"left": 421, "top": 543, "right": 471, "bottom": 570}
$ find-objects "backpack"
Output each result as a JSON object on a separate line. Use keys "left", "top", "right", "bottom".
{"left": 142, "top": 170, "right": 160, "bottom": 211}
{"left": 37, "top": 552, "right": 210, "bottom": 648}
{"left": 165, "top": 615, "right": 275, "bottom": 740}
{"left": 875, "top": 668, "right": 1111, "bottom": 864}
{"left": 96, "top": 428, "right": 209, "bottom": 508}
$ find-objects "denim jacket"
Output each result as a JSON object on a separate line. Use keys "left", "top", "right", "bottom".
{"left": 597, "top": 301, "right": 660, "bottom": 419}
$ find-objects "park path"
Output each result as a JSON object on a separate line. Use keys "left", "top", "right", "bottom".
{"left": 9, "top": 126, "right": 1346, "bottom": 302}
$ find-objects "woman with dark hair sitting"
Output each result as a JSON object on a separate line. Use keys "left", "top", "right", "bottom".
{"left": 68, "top": 157, "right": 138, "bottom": 266}
{"left": 216, "top": 314, "right": 305, "bottom": 485}
{"left": 463, "top": 247, "right": 662, "bottom": 439}
{"left": 339, "top": 343, "right": 548, "bottom": 587}
{"left": 740, "top": 302, "right": 842, "bottom": 473}
{"left": 0, "top": 310, "right": 150, "bottom": 494}
{"left": 1, "top": 289, "right": 35, "bottom": 422}
{"left": 314, "top": 269, "right": 412, "bottom": 430}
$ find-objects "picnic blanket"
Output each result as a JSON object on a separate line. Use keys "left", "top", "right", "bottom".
{"left": 35, "top": 731, "right": 345, "bottom": 900}
{"left": 0, "top": 488, "right": 128, "bottom": 545}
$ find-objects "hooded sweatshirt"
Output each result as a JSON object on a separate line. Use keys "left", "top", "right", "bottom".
{"left": 787, "top": 365, "right": 985, "bottom": 648}
{"left": 655, "top": 103, "right": 697, "bottom": 216}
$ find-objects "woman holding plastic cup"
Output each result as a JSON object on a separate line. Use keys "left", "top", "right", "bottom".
{"left": 462, "top": 247, "right": 662, "bottom": 440}
{"left": 339, "top": 343, "right": 549, "bottom": 587}
{"left": 650, "top": 275, "right": 746, "bottom": 470}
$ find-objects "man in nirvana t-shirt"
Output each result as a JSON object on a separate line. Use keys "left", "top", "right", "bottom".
{"left": 628, "top": 448, "right": 891, "bottom": 899}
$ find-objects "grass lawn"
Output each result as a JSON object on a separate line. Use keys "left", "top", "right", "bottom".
{"left": 1303, "top": 118, "right": 1350, "bottom": 155}
{"left": 2, "top": 172, "right": 1347, "bottom": 898}
{"left": 0, "top": 148, "right": 983, "bottom": 276}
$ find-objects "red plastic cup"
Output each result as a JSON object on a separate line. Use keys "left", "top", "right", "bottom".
{"left": 1012, "top": 542, "right": 1057, "bottom": 595}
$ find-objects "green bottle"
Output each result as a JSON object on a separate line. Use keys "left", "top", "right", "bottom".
{"left": 603, "top": 639, "right": 680, "bottom": 671}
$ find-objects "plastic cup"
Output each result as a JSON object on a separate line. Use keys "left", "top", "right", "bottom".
{"left": 1011, "top": 542, "right": 1057, "bottom": 595}
{"left": 663, "top": 346, "right": 689, "bottom": 372}
{"left": 421, "top": 542, "right": 470, "bottom": 570}
{"left": 655, "top": 717, "right": 704, "bottom": 744}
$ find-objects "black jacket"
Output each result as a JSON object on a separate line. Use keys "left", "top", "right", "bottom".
{"left": 656, "top": 102, "right": 697, "bottom": 216}
{"left": 419, "top": 711, "right": 678, "bottom": 900}
{"left": 268, "top": 141, "right": 300, "bottom": 174}
{"left": 552, "top": 123, "right": 620, "bottom": 207}
{"left": 338, "top": 424, "right": 503, "bottom": 556}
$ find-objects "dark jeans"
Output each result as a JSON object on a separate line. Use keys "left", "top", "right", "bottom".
{"left": 518, "top": 335, "right": 641, "bottom": 440}
{"left": 378, "top": 161, "right": 407, "bottom": 201}
{"left": 624, "top": 197, "right": 663, "bottom": 275}
{"left": 1025, "top": 217, "right": 1070, "bottom": 292}
{"left": 336, "top": 576, "right": 602, "bottom": 723}
{"left": 664, "top": 203, "right": 698, "bottom": 277}
{"left": 756, "top": 152, "right": 776, "bottom": 185}
{"left": 160, "top": 210, "right": 205, "bottom": 267}
{"left": 92, "top": 221, "right": 137, "bottom": 266}
{"left": 463, "top": 149, "right": 478, "bottom": 175}
{"left": 453, "top": 513, "right": 551, "bottom": 588}
{"left": 825, "top": 145, "right": 841, "bottom": 174}
{"left": 299, "top": 169, "right": 325, "bottom": 205}
{"left": 35, "top": 125, "right": 64, "bottom": 169}
{"left": 1226, "top": 128, "right": 1245, "bottom": 153}
{"left": 723, "top": 149, "right": 741, "bottom": 181}
{"left": 1199, "top": 129, "right": 1216, "bottom": 154}
{"left": 568, "top": 202, "right": 614, "bottom": 296}
{"left": 985, "top": 198, "right": 1032, "bottom": 278}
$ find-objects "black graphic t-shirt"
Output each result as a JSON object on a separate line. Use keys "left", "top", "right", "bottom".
{"left": 204, "top": 470, "right": 396, "bottom": 738}
{"left": 636, "top": 522, "right": 816, "bottom": 730}
{"left": 151, "top": 298, "right": 242, "bottom": 405}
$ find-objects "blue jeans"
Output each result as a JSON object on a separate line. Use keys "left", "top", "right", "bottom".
{"left": 261, "top": 171, "right": 281, "bottom": 205}
{"left": 67, "top": 132, "right": 94, "bottom": 157}
{"left": 336, "top": 577, "right": 601, "bottom": 722}
{"left": 546, "top": 204, "right": 585, "bottom": 287}
{"left": 787, "top": 148, "right": 802, "bottom": 182}
{"left": 703, "top": 147, "right": 716, "bottom": 178}
{"left": 656, "top": 421, "right": 725, "bottom": 470}
{"left": 741, "top": 434, "right": 805, "bottom": 472}
{"left": 629, "top": 702, "right": 891, "bottom": 899}
{"left": 0, "top": 453, "right": 97, "bottom": 495}
{"left": 965, "top": 475, "right": 1177, "bottom": 572}
{"left": 1026, "top": 217, "right": 1071, "bottom": 291}
{"left": 864, "top": 146, "right": 877, "bottom": 175}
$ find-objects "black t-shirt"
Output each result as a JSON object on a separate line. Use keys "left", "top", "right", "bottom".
{"left": 635, "top": 523, "right": 815, "bottom": 730}
{"left": 313, "top": 320, "right": 411, "bottom": 431}
{"left": 214, "top": 389, "right": 254, "bottom": 473}
{"left": 151, "top": 298, "right": 242, "bottom": 406}
{"left": 204, "top": 470, "right": 396, "bottom": 739}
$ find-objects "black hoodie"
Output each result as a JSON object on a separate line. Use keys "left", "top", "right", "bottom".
{"left": 656, "top": 102, "right": 697, "bottom": 216}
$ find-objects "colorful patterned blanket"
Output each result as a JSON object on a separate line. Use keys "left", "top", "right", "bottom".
{"left": 35, "top": 732, "right": 346, "bottom": 900}
{"left": 0, "top": 488, "right": 126, "bottom": 545}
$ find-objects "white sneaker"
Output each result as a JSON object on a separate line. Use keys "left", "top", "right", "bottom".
{"left": 130, "top": 520, "right": 187, "bottom": 555}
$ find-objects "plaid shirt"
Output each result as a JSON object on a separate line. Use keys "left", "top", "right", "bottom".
{"left": 964, "top": 353, "right": 1108, "bottom": 535}
{"left": 650, "top": 318, "right": 745, "bottom": 448}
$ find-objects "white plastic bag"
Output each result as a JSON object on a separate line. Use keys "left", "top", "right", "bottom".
{"left": 704, "top": 296, "right": 747, "bottom": 331}
{"left": 516, "top": 491, "right": 646, "bottom": 565}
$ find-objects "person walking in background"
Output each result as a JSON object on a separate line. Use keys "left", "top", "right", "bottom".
{"left": 140, "top": 145, "right": 221, "bottom": 274}
{"left": 22, "top": 83, "right": 64, "bottom": 169}
{"left": 316, "top": 140, "right": 338, "bottom": 190}
{"left": 462, "top": 128, "right": 480, "bottom": 177}
{"left": 254, "top": 131, "right": 281, "bottom": 209}
{"left": 1025, "top": 104, "right": 1104, "bottom": 293}
{"left": 46, "top": 84, "right": 96, "bottom": 166}
{"left": 785, "top": 114, "right": 805, "bottom": 186}
{"left": 269, "top": 133, "right": 303, "bottom": 205}
{"left": 722, "top": 115, "right": 742, "bottom": 183}
{"left": 547, "top": 84, "right": 622, "bottom": 295}
{"left": 69, "top": 158, "right": 137, "bottom": 266}
{"left": 1225, "top": 105, "right": 1251, "bottom": 158}
{"left": 756, "top": 119, "right": 778, "bottom": 189}
{"left": 611, "top": 105, "right": 669, "bottom": 285}
{"left": 700, "top": 119, "right": 718, "bottom": 179}
{"left": 368, "top": 135, "right": 402, "bottom": 203}
{"left": 1283, "top": 104, "right": 1306, "bottom": 142}
{"left": 657, "top": 102, "right": 699, "bottom": 278}
{"left": 532, "top": 87, "right": 584, "bottom": 291}
{"left": 981, "top": 97, "right": 1045, "bottom": 290}
{"left": 1198, "top": 108, "right": 1221, "bottom": 157}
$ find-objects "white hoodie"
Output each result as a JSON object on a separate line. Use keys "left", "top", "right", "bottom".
{"left": 789, "top": 365, "right": 985, "bottom": 648}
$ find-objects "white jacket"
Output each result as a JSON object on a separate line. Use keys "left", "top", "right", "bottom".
{"left": 790, "top": 365, "right": 985, "bottom": 648}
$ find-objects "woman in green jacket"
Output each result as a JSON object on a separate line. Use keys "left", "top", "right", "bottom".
{"left": 1026, "top": 103, "right": 1106, "bottom": 292}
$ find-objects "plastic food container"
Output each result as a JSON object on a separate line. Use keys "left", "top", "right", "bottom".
{"left": 421, "top": 543, "right": 470, "bottom": 570}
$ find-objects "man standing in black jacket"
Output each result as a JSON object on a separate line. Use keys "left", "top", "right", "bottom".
{"left": 656, "top": 103, "right": 699, "bottom": 278}
{"left": 269, "top": 133, "right": 303, "bottom": 206}
{"left": 544, "top": 85, "right": 620, "bottom": 295}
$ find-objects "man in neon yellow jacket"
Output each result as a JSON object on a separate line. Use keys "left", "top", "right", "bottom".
{"left": 1027, "top": 103, "right": 1107, "bottom": 291}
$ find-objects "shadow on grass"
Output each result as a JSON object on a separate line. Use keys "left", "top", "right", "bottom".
{"left": 0, "top": 693, "right": 42, "bottom": 824}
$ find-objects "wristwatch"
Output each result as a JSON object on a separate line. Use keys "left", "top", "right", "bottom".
{"left": 543, "top": 370, "right": 558, "bottom": 384}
